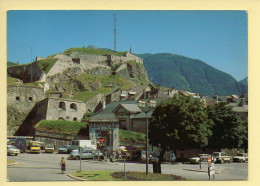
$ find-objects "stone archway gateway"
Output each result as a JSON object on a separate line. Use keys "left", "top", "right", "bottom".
{"left": 89, "top": 120, "right": 119, "bottom": 150}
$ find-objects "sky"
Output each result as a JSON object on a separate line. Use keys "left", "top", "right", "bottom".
{"left": 7, "top": 10, "right": 248, "bottom": 81}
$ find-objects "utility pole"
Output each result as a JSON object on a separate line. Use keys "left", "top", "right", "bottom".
{"left": 30, "top": 45, "right": 32, "bottom": 82}
{"left": 114, "top": 14, "right": 116, "bottom": 52}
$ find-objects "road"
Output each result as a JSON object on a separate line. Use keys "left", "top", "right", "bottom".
{"left": 7, "top": 152, "right": 248, "bottom": 181}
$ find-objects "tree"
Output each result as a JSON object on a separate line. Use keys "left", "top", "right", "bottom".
{"left": 206, "top": 102, "right": 247, "bottom": 150}
{"left": 149, "top": 95, "right": 213, "bottom": 152}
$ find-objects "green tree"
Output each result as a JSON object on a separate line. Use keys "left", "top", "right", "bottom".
{"left": 149, "top": 95, "right": 213, "bottom": 152}
{"left": 207, "top": 102, "right": 247, "bottom": 150}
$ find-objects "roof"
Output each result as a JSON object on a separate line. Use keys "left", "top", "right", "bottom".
{"left": 89, "top": 98, "right": 167, "bottom": 121}
{"left": 120, "top": 104, "right": 142, "bottom": 113}
{"left": 232, "top": 105, "right": 248, "bottom": 113}
{"left": 105, "top": 87, "right": 121, "bottom": 96}
{"left": 90, "top": 100, "right": 138, "bottom": 121}
{"left": 132, "top": 111, "right": 153, "bottom": 119}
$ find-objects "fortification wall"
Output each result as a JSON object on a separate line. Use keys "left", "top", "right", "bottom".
{"left": 7, "top": 85, "right": 46, "bottom": 113}
{"left": 46, "top": 60, "right": 80, "bottom": 77}
{"left": 85, "top": 93, "right": 104, "bottom": 112}
{"left": 70, "top": 53, "right": 107, "bottom": 64}
{"left": 45, "top": 98, "right": 86, "bottom": 122}
{"left": 111, "top": 52, "right": 143, "bottom": 64}
{"left": 35, "top": 130, "right": 76, "bottom": 149}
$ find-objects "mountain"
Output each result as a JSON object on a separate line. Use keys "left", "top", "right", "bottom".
{"left": 7, "top": 61, "right": 17, "bottom": 66}
{"left": 137, "top": 53, "right": 248, "bottom": 97}
{"left": 239, "top": 77, "right": 248, "bottom": 87}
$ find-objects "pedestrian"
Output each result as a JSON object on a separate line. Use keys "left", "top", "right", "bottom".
{"left": 60, "top": 157, "right": 66, "bottom": 174}
{"left": 149, "top": 153, "right": 153, "bottom": 164}
{"left": 142, "top": 153, "right": 146, "bottom": 163}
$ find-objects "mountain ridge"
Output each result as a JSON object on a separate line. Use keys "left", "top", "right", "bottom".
{"left": 136, "top": 53, "right": 247, "bottom": 97}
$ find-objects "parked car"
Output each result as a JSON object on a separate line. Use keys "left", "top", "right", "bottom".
{"left": 70, "top": 148, "right": 104, "bottom": 160}
{"left": 7, "top": 145, "right": 20, "bottom": 156}
{"left": 58, "top": 145, "right": 72, "bottom": 154}
{"left": 233, "top": 153, "right": 248, "bottom": 162}
{"left": 189, "top": 154, "right": 211, "bottom": 164}
{"left": 212, "top": 152, "right": 232, "bottom": 163}
{"left": 45, "top": 144, "right": 54, "bottom": 153}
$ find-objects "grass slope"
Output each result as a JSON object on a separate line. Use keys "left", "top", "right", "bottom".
{"left": 119, "top": 129, "right": 146, "bottom": 143}
{"left": 37, "top": 59, "right": 57, "bottom": 73}
{"left": 63, "top": 47, "right": 127, "bottom": 56}
{"left": 71, "top": 74, "right": 136, "bottom": 102}
{"left": 35, "top": 120, "right": 87, "bottom": 134}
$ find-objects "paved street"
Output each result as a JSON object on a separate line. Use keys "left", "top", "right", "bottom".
{"left": 7, "top": 152, "right": 248, "bottom": 181}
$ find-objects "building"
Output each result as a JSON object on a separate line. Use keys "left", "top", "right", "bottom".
{"left": 15, "top": 97, "right": 86, "bottom": 136}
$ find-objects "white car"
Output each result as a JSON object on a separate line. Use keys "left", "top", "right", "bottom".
{"left": 7, "top": 145, "right": 20, "bottom": 156}
{"left": 212, "top": 152, "right": 232, "bottom": 163}
{"left": 45, "top": 144, "right": 55, "bottom": 153}
{"left": 233, "top": 153, "right": 248, "bottom": 163}
{"left": 189, "top": 154, "right": 211, "bottom": 164}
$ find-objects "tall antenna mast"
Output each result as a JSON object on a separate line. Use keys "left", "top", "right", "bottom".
{"left": 114, "top": 14, "right": 116, "bottom": 52}
{"left": 30, "top": 45, "right": 32, "bottom": 82}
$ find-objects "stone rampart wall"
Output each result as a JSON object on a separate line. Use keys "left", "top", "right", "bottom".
{"left": 111, "top": 52, "right": 143, "bottom": 64}
{"left": 46, "top": 60, "right": 80, "bottom": 77}
{"left": 35, "top": 130, "right": 76, "bottom": 149}
{"left": 85, "top": 93, "right": 104, "bottom": 112}
{"left": 7, "top": 85, "right": 46, "bottom": 113}
{"left": 45, "top": 98, "right": 86, "bottom": 122}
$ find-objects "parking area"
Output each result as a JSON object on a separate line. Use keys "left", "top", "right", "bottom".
{"left": 7, "top": 152, "right": 248, "bottom": 181}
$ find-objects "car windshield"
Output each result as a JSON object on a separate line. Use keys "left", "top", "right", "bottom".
{"left": 9, "top": 146, "right": 17, "bottom": 150}
{"left": 213, "top": 153, "right": 219, "bottom": 156}
{"left": 46, "top": 145, "right": 53, "bottom": 148}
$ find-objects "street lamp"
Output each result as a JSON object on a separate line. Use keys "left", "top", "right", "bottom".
{"left": 138, "top": 99, "right": 156, "bottom": 175}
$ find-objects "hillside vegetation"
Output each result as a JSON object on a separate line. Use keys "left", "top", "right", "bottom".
{"left": 37, "top": 59, "right": 58, "bottom": 73}
{"left": 52, "top": 73, "right": 138, "bottom": 102}
{"left": 239, "top": 76, "right": 248, "bottom": 87}
{"left": 35, "top": 120, "right": 87, "bottom": 134}
{"left": 62, "top": 47, "right": 127, "bottom": 56}
{"left": 138, "top": 53, "right": 248, "bottom": 97}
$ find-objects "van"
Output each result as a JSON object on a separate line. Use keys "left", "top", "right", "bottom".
{"left": 70, "top": 140, "right": 96, "bottom": 150}
{"left": 29, "top": 141, "right": 41, "bottom": 154}
{"left": 14, "top": 137, "right": 27, "bottom": 153}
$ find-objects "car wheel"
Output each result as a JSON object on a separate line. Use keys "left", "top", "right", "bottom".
{"left": 221, "top": 159, "right": 224, "bottom": 164}
{"left": 15, "top": 154, "right": 18, "bottom": 156}
{"left": 75, "top": 156, "right": 80, "bottom": 160}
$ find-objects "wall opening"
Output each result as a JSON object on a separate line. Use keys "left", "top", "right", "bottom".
{"left": 58, "top": 117, "right": 64, "bottom": 120}
{"left": 70, "top": 103, "right": 77, "bottom": 111}
{"left": 59, "top": 101, "right": 66, "bottom": 110}
{"left": 73, "top": 117, "right": 77, "bottom": 121}
{"left": 16, "top": 96, "right": 20, "bottom": 101}
{"left": 29, "top": 97, "right": 33, "bottom": 101}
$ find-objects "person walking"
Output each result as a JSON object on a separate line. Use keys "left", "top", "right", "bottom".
{"left": 60, "top": 157, "right": 66, "bottom": 174}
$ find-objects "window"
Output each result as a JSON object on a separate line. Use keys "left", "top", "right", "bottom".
{"left": 29, "top": 97, "right": 33, "bottom": 101}
{"left": 59, "top": 101, "right": 66, "bottom": 110}
{"left": 70, "top": 103, "right": 77, "bottom": 111}
{"left": 16, "top": 96, "right": 20, "bottom": 101}
{"left": 73, "top": 117, "right": 77, "bottom": 121}
{"left": 66, "top": 117, "right": 70, "bottom": 121}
